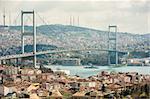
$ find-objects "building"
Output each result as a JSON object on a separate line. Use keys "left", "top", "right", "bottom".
{"left": 127, "top": 58, "right": 150, "bottom": 66}
{"left": 80, "top": 82, "right": 96, "bottom": 88}
{"left": 49, "top": 89, "right": 63, "bottom": 99}
{"left": 58, "top": 58, "right": 81, "bottom": 66}
{"left": 72, "top": 91, "right": 88, "bottom": 99}
{"left": 0, "top": 85, "right": 15, "bottom": 96}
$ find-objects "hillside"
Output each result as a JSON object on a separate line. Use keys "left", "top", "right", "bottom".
{"left": 0, "top": 25, "right": 149, "bottom": 56}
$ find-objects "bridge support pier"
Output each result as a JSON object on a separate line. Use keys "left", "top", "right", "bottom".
{"left": 16, "top": 58, "right": 19, "bottom": 67}
{"left": 108, "top": 51, "right": 110, "bottom": 66}
{"left": 116, "top": 51, "right": 118, "bottom": 65}
{"left": 33, "top": 55, "right": 38, "bottom": 68}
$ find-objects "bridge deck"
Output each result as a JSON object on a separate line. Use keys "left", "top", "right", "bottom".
{"left": 0, "top": 48, "right": 126, "bottom": 60}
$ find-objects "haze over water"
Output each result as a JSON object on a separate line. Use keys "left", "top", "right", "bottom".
{"left": 45, "top": 65, "right": 150, "bottom": 78}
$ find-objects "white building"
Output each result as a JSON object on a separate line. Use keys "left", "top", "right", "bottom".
{"left": 0, "top": 85, "right": 15, "bottom": 96}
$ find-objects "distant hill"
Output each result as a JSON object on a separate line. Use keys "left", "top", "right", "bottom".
{"left": 0, "top": 24, "right": 149, "bottom": 56}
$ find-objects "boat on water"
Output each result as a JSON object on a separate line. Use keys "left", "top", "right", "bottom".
{"left": 84, "top": 63, "right": 98, "bottom": 69}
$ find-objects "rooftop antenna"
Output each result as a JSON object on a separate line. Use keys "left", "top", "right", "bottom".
{"left": 72, "top": 16, "right": 74, "bottom": 26}
{"left": 9, "top": 10, "right": 11, "bottom": 27}
{"left": 3, "top": 8, "right": 6, "bottom": 27}
{"left": 70, "top": 16, "right": 72, "bottom": 25}
{"left": 78, "top": 16, "right": 79, "bottom": 26}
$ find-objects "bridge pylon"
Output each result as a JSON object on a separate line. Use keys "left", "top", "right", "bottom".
{"left": 21, "top": 11, "right": 38, "bottom": 68}
{"left": 108, "top": 25, "right": 118, "bottom": 65}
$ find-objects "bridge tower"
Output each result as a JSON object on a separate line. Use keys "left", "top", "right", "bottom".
{"left": 21, "top": 11, "right": 37, "bottom": 68}
{"left": 108, "top": 25, "right": 118, "bottom": 65}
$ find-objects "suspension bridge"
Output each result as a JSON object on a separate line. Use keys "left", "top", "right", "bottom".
{"left": 0, "top": 10, "right": 128, "bottom": 68}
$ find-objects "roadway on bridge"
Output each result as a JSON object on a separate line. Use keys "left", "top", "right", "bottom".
{"left": 0, "top": 48, "right": 126, "bottom": 60}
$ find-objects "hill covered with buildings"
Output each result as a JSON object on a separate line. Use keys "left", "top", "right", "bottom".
{"left": 0, "top": 25, "right": 149, "bottom": 65}
{"left": 0, "top": 24, "right": 149, "bottom": 54}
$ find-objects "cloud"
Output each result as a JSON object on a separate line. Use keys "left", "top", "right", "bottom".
{"left": 118, "top": 0, "right": 150, "bottom": 13}
{"left": 0, "top": 0, "right": 149, "bottom": 34}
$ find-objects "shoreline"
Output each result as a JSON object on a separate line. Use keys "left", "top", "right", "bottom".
{"left": 44, "top": 65, "right": 150, "bottom": 78}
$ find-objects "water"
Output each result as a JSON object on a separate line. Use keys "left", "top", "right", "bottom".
{"left": 44, "top": 65, "right": 150, "bottom": 78}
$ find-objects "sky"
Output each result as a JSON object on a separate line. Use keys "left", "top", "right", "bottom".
{"left": 0, "top": 0, "right": 149, "bottom": 34}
